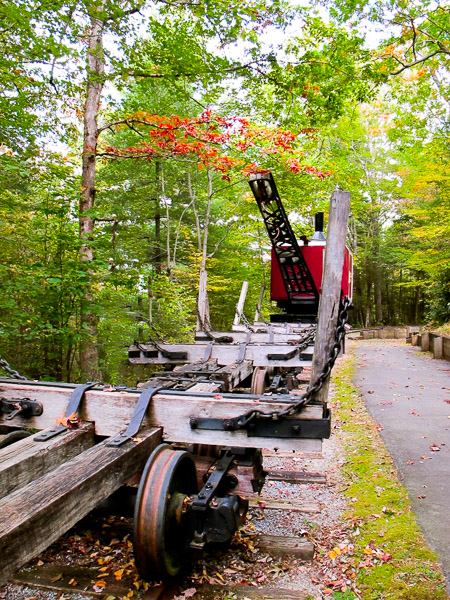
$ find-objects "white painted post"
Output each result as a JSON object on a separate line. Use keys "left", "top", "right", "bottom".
{"left": 233, "top": 281, "right": 249, "bottom": 326}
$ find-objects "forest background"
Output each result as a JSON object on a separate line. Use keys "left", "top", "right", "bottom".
{"left": 0, "top": 0, "right": 448, "bottom": 383}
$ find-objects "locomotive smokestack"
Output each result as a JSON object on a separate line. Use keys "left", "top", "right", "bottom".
{"left": 311, "top": 212, "right": 326, "bottom": 240}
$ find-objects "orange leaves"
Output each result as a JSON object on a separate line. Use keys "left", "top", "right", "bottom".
{"left": 101, "top": 109, "right": 324, "bottom": 179}
{"left": 55, "top": 412, "right": 81, "bottom": 428}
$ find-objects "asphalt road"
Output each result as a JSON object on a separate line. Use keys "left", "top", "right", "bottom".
{"left": 353, "top": 340, "right": 450, "bottom": 590}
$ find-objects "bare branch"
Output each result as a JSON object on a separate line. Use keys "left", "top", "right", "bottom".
{"left": 390, "top": 50, "right": 442, "bottom": 75}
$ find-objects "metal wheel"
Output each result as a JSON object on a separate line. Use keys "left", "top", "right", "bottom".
{"left": 0, "top": 430, "right": 30, "bottom": 449}
{"left": 251, "top": 366, "right": 268, "bottom": 395}
{"left": 133, "top": 444, "right": 198, "bottom": 580}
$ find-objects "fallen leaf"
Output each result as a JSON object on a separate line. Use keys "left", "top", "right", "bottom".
{"left": 417, "top": 494, "right": 426, "bottom": 499}
{"left": 68, "top": 579, "right": 78, "bottom": 587}
{"left": 429, "top": 444, "right": 440, "bottom": 452}
{"left": 50, "top": 573, "right": 63, "bottom": 583}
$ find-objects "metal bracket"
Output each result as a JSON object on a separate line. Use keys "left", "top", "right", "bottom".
{"left": 159, "top": 349, "right": 188, "bottom": 360}
{"left": 237, "top": 331, "right": 251, "bottom": 364}
{"left": 189, "top": 451, "right": 237, "bottom": 549}
{"left": 0, "top": 397, "right": 43, "bottom": 420}
{"left": 106, "top": 386, "right": 161, "bottom": 447}
{"left": 200, "top": 342, "right": 213, "bottom": 363}
{"left": 34, "top": 382, "right": 98, "bottom": 442}
{"left": 267, "top": 347, "right": 298, "bottom": 361}
{"left": 189, "top": 407, "right": 331, "bottom": 439}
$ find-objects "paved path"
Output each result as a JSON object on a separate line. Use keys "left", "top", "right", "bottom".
{"left": 353, "top": 340, "right": 450, "bottom": 590}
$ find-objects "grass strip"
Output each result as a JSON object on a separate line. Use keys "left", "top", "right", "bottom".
{"left": 331, "top": 348, "right": 448, "bottom": 600}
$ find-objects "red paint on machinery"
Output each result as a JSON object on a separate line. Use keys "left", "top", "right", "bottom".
{"left": 270, "top": 245, "right": 353, "bottom": 301}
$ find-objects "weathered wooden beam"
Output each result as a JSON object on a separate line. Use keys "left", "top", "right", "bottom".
{"left": 12, "top": 564, "right": 127, "bottom": 598}
{"left": 129, "top": 342, "right": 314, "bottom": 368}
{"left": 214, "top": 360, "right": 254, "bottom": 391}
{"left": 310, "top": 189, "right": 351, "bottom": 403}
{"left": 249, "top": 496, "right": 321, "bottom": 513}
{"left": 0, "top": 381, "right": 324, "bottom": 451}
{"left": 262, "top": 449, "right": 323, "bottom": 459}
{"left": 0, "top": 422, "right": 94, "bottom": 499}
{"left": 0, "top": 426, "right": 162, "bottom": 586}
{"left": 189, "top": 585, "right": 309, "bottom": 600}
{"left": 266, "top": 469, "right": 326, "bottom": 484}
{"left": 255, "top": 534, "right": 315, "bottom": 559}
{"left": 233, "top": 281, "right": 249, "bottom": 326}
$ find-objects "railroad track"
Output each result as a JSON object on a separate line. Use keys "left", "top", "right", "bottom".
{"left": 4, "top": 444, "right": 334, "bottom": 600}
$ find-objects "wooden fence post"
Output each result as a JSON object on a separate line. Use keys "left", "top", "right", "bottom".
{"left": 309, "top": 189, "right": 351, "bottom": 403}
{"left": 233, "top": 281, "right": 249, "bottom": 326}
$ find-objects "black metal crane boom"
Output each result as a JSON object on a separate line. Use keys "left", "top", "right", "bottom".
{"left": 249, "top": 172, "right": 320, "bottom": 317}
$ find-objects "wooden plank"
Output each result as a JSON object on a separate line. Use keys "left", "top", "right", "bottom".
{"left": 0, "top": 381, "right": 324, "bottom": 451}
{"left": 262, "top": 449, "right": 323, "bottom": 459}
{"left": 194, "top": 585, "right": 308, "bottom": 599}
{"left": 310, "top": 190, "right": 351, "bottom": 403}
{"left": 233, "top": 280, "right": 249, "bottom": 326}
{"left": 11, "top": 564, "right": 129, "bottom": 598}
{"left": 187, "top": 382, "right": 222, "bottom": 393}
{"left": 0, "top": 422, "right": 94, "bottom": 499}
{"left": 214, "top": 360, "right": 253, "bottom": 391}
{"left": 249, "top": 496, "right": 321, "bottom": 513}
{"left": 266, "top": 469, "right": 326, "bottom": 484}
{"left": 129, "top": 342, "right": 314, "bottom": 368}
{"left": 255, "top": 534, "right": 314, "bottom": 559}
{"left": 199, "top": 331, "right": 314, "bottom": 343}
{"left": 0, "top": 426, "right": 162, "bottom": 586}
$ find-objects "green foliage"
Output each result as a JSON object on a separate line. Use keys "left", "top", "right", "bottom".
{"left": 1, "top": 0, "right": 448, "bottom": 383}
{"left": 0, "top": 153, "right": 84, "bottom": 380}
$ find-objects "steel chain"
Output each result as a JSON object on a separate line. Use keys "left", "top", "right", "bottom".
{"left": 231, "top": 296, "right": 352, "bottom": 430}
{"left": 0, "top": 354, "right": 28, "bottom": 380}
{"left": 241, "top": 312, "right": 254, "bottom": 330}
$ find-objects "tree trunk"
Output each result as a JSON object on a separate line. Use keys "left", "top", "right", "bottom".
{"left": 154, "top": 161, "right": 162, "bottom": 274}
{"left": 365, "top": 279, "right": 372, "bottom": 327}
{"left": 414, "top": 285, "right": 420, "bottom": 323}
{"left": 79, "top": 2, "right": 105, "bottom": 380}
{"left": 196, "top": 169, "right": 213, "bottom": 329}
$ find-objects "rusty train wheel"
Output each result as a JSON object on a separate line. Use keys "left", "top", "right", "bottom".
{"left": 251, "top": 366, "right": 268, "bottom": 395}
{"left": 133, "top": 444, "right": 198, "bottom": 580}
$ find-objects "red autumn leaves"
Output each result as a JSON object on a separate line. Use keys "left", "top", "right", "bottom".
{"left": 99, "top": 110, "right": 331, "bottom": 180}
